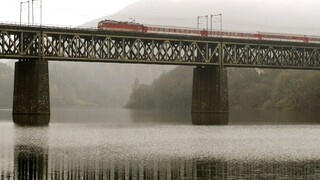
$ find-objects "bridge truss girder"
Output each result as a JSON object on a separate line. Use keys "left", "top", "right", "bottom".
{"left": 40, "top": 32, "right": 221, "bottom": 65}
{"left": 1, "top": 25, "right": 320, "bottom": 69}
{"left": 223, "top": 43, "right": 320, "bottom": 69}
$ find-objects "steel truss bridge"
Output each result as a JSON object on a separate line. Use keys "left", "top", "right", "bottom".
{"left": 1, "top": 23, "right": 320, "bottom": 69}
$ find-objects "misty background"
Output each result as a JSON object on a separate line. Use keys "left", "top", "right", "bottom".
{"left": 1, "top": 0, "right": 320, "bottom": 110}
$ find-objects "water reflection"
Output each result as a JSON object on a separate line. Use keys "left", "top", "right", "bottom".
{"left": 51, "top": 158, "right": 197, "bottom": 179}
{"left": 130, "top": 110, "right": 192, "bottom": 125}
{"left": 2, "top": 108, "right": 320, "bottom": 179}
{"left": 5, "top": 108, "right": 320, "bottom": 125}
{"left": 0, "top": 109, "right": 11, "bottom": 122}
{"left": 1, "top": 126, "right": 320, "bottom": 179}
{"left": 0, "top": 123, "right": 14, "bottom": 180}
{"left": 13, "top": 115, "right": 50, "bottom": 126}
{"left": 228, "top": 110, "right": 320, "bottom": 125}
{"left": 192, "top": 113, "right": 229, "bottom": 125}
{"left": 14, "top": 145, "right": 48, "bottom": 180}
{"left": 11, "top": 155, "right": 320, "bottom": 179}
{"left": 194, "top": 159, "right": 320, "bottom": 179}
{"left": 14, "top": 125, "right": 48, "bottom": 180}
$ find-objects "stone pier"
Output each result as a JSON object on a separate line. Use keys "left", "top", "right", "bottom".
{"left": 191, "top": 66, "right": 229, "bottom": 125}
{"left": 13, "top": 60, "right": 50, "bottom": 125}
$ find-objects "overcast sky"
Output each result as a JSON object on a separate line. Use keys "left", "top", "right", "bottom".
{"left": 1, "top": 0, "right": 320, "bottom": 35}
{"left": 0, "top": 0, "right": 140, "bottom": 26}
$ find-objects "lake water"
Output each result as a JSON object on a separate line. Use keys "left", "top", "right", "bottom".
{"left": 1, "top": 108, "right": 320, "bottom": 179}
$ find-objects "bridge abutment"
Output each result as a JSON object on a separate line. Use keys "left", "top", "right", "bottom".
{"left": 192, "top": 66, "right": 229, "bottom": 125}
{"left": 13, "top": 60, "right": 50, "bottom": 124}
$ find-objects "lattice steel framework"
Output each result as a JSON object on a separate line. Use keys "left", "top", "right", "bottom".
{"left": 1, "top": 24, "right": 320, "bottom": 69}
{"left": 223, "top": 43, "right": 320, "bottom": 69}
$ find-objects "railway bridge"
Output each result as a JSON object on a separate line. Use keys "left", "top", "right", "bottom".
{"left": 1, "top": 23, "right": 320, "bottom": 124}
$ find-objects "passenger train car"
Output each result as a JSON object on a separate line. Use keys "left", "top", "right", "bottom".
{"left": 98, "top": 20, "right": 320, "bottom": 43}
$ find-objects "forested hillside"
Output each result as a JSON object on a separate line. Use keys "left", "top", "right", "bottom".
{"left": 0, "top": 61, "right": 169, "bottom": 108}
{"left": 126, "top": 67, "right": 320, "bottom": 111}
{"left": 2, "top": 0, "right": 320, "bottom": 109}
{"left": 2, "top": 61, "right": 320, "bottom": 111}
{"left": 125, "top": 67, "right": 193, "bottom": 109}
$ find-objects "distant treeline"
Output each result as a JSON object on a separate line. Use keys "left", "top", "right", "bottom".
{"left": 125, "top": 67, "right": 193, "bottom": 109}
{"left": 0, "top": 62, "right": 126, "bottom": 108}
{"left": 1, "top": 61, "right": 320, "bottom": 111}
{"left": 0, "top": 62, "right": 161, "bottom": 108}
{"left": 125, "top": 67, "right": 320, "bottom": 111}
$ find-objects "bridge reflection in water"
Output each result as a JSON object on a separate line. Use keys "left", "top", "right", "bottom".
{"left": 13, "top": 115, "right": 50, "bottom": 126}
{"left": 1, "top": 114, "right": 320, "bottom": 179}
{"left": 4, "top": 122, "right": 320, "bottom": 180}
{"left": 14, "top": 145, "right": 48, "bottom": 180}
{"left": 7, "top": 150, "right": 320, "bottom": 179}
{"left": 13, "top": 121, "right": 49, "bottom": 180}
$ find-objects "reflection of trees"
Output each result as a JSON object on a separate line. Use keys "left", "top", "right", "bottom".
{"left": 42, "top": 153, "right": 320, "bottom": 179}
{"left": 195, "top": 159, "right": 320, "bottom": 179}
{"left": 129, "top": 109, "right": 192, "bottom": 124}
{"left": 192, "top": 113, "right": 228, "bottom": 125}
{"left": 11, "top": 144, "right": 320, "bottom": 180}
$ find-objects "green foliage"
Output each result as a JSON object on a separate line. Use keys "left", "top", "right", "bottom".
{"left": 228, "top": 68, "right": 275, "bottom": 110}
{"left": 2, "top": 60, "right": 320, "bottom": 111}
{"left": 125, "top": 83, "right": 154, "bottom": 109}
{"left": 125, "top": 67, "right": 193, "bottom": 109}
{"left": 126, "top": 67, "right": 320, "bottom": 111}
{"left": 0, "top": 61, "right": 151, "bottom": 108}
{"left": 270, "top": 71, "right": 320, "bottom": 111}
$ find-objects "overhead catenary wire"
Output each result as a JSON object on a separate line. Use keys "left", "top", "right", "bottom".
{"left": 16, "top": 4, "right": 320, "bottom": 35}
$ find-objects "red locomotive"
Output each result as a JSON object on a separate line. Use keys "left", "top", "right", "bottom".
{"left": 98, "top": 20, "right": 320, "bottom": 43}
{"left": 98, "top": 20, "right": 147, "bottom": 33}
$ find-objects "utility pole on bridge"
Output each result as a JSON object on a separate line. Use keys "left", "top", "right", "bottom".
{"left": 31, "top": 0, "right": 43, "bottom": 25}
{"left": 210, "top": 13, "right": 222, "bottom": 36}
{"left": 197, "top": 15, "right": 209, "bottom": 30}
{"left": 194, "top": 13, "right": 228, "bottom": 125}
{"left": 16, "top": 0, "right": 48, "bottom": 125}
{"left": 20, "top": 1, "right": 30, "bottom": 25}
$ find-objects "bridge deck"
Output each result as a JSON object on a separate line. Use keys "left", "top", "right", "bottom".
{"left": 1, "top": 24, "right": 320, "bottom": 69}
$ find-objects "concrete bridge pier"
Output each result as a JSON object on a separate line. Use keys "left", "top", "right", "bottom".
{"left": 13, "top": 59, "right": 50, "bottom": 125}
{"left": 192, "top": 66, "right": 229, "bottom": 125}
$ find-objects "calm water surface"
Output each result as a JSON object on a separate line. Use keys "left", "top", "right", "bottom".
{"left": 1, "top": 108, "right": 320, "bottom": 179}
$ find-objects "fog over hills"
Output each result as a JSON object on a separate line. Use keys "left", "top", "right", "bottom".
{"left": 88, "top": 0, "right": 320, "bottom": 35}
{"left": 3, "top": 0, "right": 320, "bottom": 108}
{"left": 77, "top": 0, "right": 320, "bottom": 106}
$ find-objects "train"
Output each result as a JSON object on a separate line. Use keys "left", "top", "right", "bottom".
{"left": 97, "top": 20, "right": 320, "bottom": 43}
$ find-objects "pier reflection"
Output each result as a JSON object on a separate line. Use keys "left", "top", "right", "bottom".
{"left": 14, "top": 124, "right": 48, "bottom": 180}
{"left": 14, "top": 144, "right": 48, "bottom": 180}
{"left": 13, "top": 115, "right": 50, "bottom": 126}
{"left": 130, "top": 110, "right": 192, "bottom": 124}
{"left": 192, "top": 113, "right": 229, "bottom": 125}
{"left": 43, "top": 156, "right": 320, "bottom": 179}
{"left": 3, "top": 146, "right": 320, "bottom": 179}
